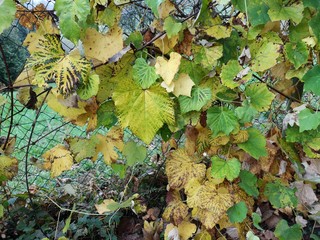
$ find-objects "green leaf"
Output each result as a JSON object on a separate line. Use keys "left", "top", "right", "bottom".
{"left": 63, "top": 204, "right": 76, "bottom": 233}
{"left": 207, "top": 107, "right": 239, "bottom": 136}
{"left": 123, "top": 141, "right": 147, "bottom": 166}
{"left": 239, "top": 170, "right": 259, "bottom": 197}
{"left": 0, "top": 204, "right": 3, "bottom": 218}
{"left": 111, "top": 163, "right": 127, "bottom": 179}
{"left": 97, "top": 3, "right": 120, "bottom": 27}
{"left": 267, "top": 0, "right": 304, "bottom": 24}
{"left": 0, "top": 0, "right": 16, "bottom": 34}
{"left": 179, "top": 59, "right": 207, "bottom": 85}
{"left": 125, "top": 31, "right": 143, "bottom": 48}
{"left": 246, "top": 231, "right": 260, "bottom": 240}
{"left": 284, "top": 41, "right": 308, "bottom": 69}
{"left": 220, "top": 60, "right": 242, "bottom": 89}
{"left": 303, "top": 0, "right": 320, "bottom": 9}
{"left": 227, "top": 201, "right": 248, "bottom": 223}
{"left": 302, "top": 65, "right": 320, "bottom": 96}
{"left": 55, "top": 0, "right": 90, "bottom": 43}
{"left": 251, "top": 42, "right": 280, "bottom": 72}
{"left": 298, "top": 109, "right": 320, "bottom": 132}
{"left": 145, "top": 0, "right": 164, "bottom": 17}
{"left": 97, "top": 100, "right": 118, "bottom": 128}
{"left": 113, "top": 78, "right": 174, "bottom": 144}
{"left": 264, "top": 182, "right": 298, "bottom": 208}
{"left": 245, "top": 83, "right": 275, "bottom": 112}
{"left": 164, "top": 16, "right": 182, "bottom": 38}
{"left": 235, "top": 100, "right": 258, "bottom": 123}
{"left": 274, "top": 220, "right": 302, "bottom": 240}
{"left": 252, "top": 213, "right": 263, "bottom": 230}
{"left": 77, "top": 74, "right": 100, "bottom": 100}
{"left": 133, "top": 58, "right": 159, "bottom": 89}
{"left": 238, "top": 128, "right": 267, "bottom": 159}
{"left": 194, "top": 45, "right": 223, "bottom": 70}
{"left": 178, "top": 87, "right": 211, "bottom": 114}
{"left": 309, "top": 12, "right": 320, "bottom": 42}
{"left": 211, "top": 157, "right": 241, "bottom": 182}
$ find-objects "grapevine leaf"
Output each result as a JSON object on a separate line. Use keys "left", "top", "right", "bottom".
{"left": 207, "top": 106, "right": 239, "bottom": 136}
{"left": 97, "top": 100, "right": 117, "bottom": 128}
{"left": 125, "top": 31, "right": 143, "bottom": 48}
{"left": 67, "top": 136, "right": 100, "bottom": 162}
{"left": 227, "top": 201, "right": 248, "bottom": 223}
{"left": 172, "top": 73, "right": 195, "bottom": 97}
{"left": 0, "top": 156, "right": 18, "bottom": 182}
{"left": 163, "top": 199, "right": 189, "bottom": 225}
{"left": 177, "top": 221, "right": 197, "bottom": 240}
{"left": 165, "top": 149, "right": 206, "bottom": 189}
{"left": 155, "top": 52, "right": 181, "bottom": 85}
{"left": 164, "top": 16, "right": 182, "bottom": 38}
{"left": 178, "top": 87, "right": 211, "bottom": 114}
{"left": 0, "top": 0, "right": 16, "bottom": 34}
{"left": 284, "top": 41, "right": 308, "bottom": 69}
{"left": 205, "top": 25, "right": 232, "bottom": 39}
{"left": 274, "top": 220, "right": 302, "bottom": 240}
{"left": 123, "top": 141, "right": 147, "bottom": 166}
{"left": 145, "top": 0, "right": 164, "bottom": 17}
{"left": 302, "top": 65, "right": 320, "bottom": 96}
{"left": 238, "top": 128, "right": 267, "bottom": 159}
{"left": 94, "top": 126, "right": 124, "bottom": 164}
{"left": 267, "top": 1, "right": 304, "bottom": 24}
{"left": 245, "top": 83, "right": 275, "bottom": 112}
{"left": 42, "top": 145, "right": 74, "bottom": 178}
{"left": 251, "top": 42, "right": 280, "bottom": 72}
{"left": 194, "top": 45, "right": 223, "bottom": 70}
{"left": 252, "top": 213, "right": 263, "bottom": 230}
{"left": 211, "top": 157, "right": 241, "bottom": 182}
{"left": 97, "top": 2, "right": 120, "bottom": 27}
{"left": 113, "top": 78, "right": 174, "bottom": 144}
{"left": 235, "top": 100, "right": 259, "bottom": 123}
{"left": 54, "top": 0, "right": 90, "bottom": 43}
{"left": 264, "top": 182, "right": 298, "bottom": 208}
{"left": 83, "top": 27, "right": 123, "bottom": 63}
{"left": 298, "top": 109, "right": 320, "bottom": 132}
{"left": 133, "top": 58, "right": 159, "bottom": 89}
{"left": 77, "top": 73, "right": 100, "bottom": 100}
{"left": 220, "top": 60, "right": 242, "bottom": 89}
{"left": 239, "top": 170, "right": 259, "bottom": 197}
{"left": 185, "top": 179, "right": 233, "bottom": 228}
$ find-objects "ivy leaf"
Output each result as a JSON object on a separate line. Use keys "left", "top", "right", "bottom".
{"left": 298, "top": 109, "right": 320, "bottom": 132}
{"left": 164, "top": 16, "right": 182, "bottom": 38}
{"left": 239, "top": 170, "right": 259, "bottom": 197}
{"left": 77, "top": 73, "right": 100, "bottom": 100}
{"left": 211, "top": 157, "right": 241, "bottom": 182}
{"left": 227, "top": 201, "right": 248, "bottom": 223}
{"left": 245, "top": 83, "right": 275, "bottom": 112}
{"left": 55, "top": 0, "right": 90, "bottom": 43}
{"left": 274, "top": 220, "right": 302, "bottom": 240}
{"left": 207, "top": 107, "right": 239, "bottom": 136}
{"left": 267, "top": 1, "right": 303, "bottom": 24}
{"left": 133, "top": 58, "right": 159, "bottom": 89}
{"left": 285, "top": 41, "right": 308, "bottom": 69}
{"left": 235, "top": 100, "right": 259, "bottom": 123}
{"left": 252, "top": 213, "right": 263, "bottom": 230}
{"left": 302, "top": 65, "right": 320, "bottom": 96}
{"left": 251, "top": 42, "right": 280, "bottom": 72}
{"left": 113, "top": 78, "right": 174, "bottom": 144}
{"left": 220, "top": 60, "right": 242, "bottom": 89}
{"left": 42, "top": 145, "right": 74, "bottom": 178}
{"left": 264, "top": 182, "right": 298, "bottom": 208}
{"left": 238, "top": 128, "right": 267, "bottom": 159}
{"left": 0, "top": 156, "right": 18, "bottom": 182}
{"left": 165, "top": 149, "right": 206, "bottom": 189}
{"left": 145, "top": 0, "right": 164, "bottom": 17}
{"left": 83, "top": 27, "right": 123, "bottom": 63}
{"left": 123, "top": 141, "right": 147, "bottom": 166}
{"left": 155, "top": 52, "right": 181, "bottom": 86}
{"left": 178, "top": 87, "right": 211, "bottom": 114}
{"left": 0, "top": 0, "right": 16, "bottom": 34}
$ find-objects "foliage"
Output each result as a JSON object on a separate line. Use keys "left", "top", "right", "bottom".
{"left": 1, "top": 0, "right": 320, "bottom": 239}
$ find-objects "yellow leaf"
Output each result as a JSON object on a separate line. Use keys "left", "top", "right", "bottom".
{"left": 154, "top": 35, "right": 179, "bottom": 54}
{"left": 164, "top": 224, "right": 179, "bottom": 240}
{"left": 173, "top": 73, "right": 195, "bottom": 97}
{"left": 155, "top": 52, "right": 181, "bottom": 85}
{"left": 0, "top": 156, "right": 18, "bottom": 181}
{"left": 251, "top": 42, "right": 280, "bottom": 72}
{"left": 165, "top": 149, "right": 206, "bottom": 189}
{"left": 83, "top": 27, "right": 123, "bottom": 63}
{"left": 93, "top": 126, "right": 124, "bottom": 164}
{"left": 95, "top": 199, "right": 117, "bottom": 214}
{"left": 158, "top": 0, "right": 175, "bottom": 19}
{"left": 74, "top": 98, "right": 98, "bottom": 133}
{"left": 163, "top": 200, "right": 189, "bottom": 225}
{"left": 42, "top": 145, "right": 73, "bottom": 178}
{"left": 205, "top": 25, "right": 232, "bottom": 39}
{"left": 178, "top": 221, "right": 197, "bottom": 240}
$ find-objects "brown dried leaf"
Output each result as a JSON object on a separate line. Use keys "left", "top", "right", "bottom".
{"left": 292, "top": 181, "right": 318, "bottom": 206}
{"left": 16, "top": 4, "right": 50, "bottom": 30}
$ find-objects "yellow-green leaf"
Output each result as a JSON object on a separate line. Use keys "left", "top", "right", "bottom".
{"left": 0, "top": 156, "right": 18, "bottom": 182}
{"left": 245, "top": 83, "right": 275, "bottom": 112}
{"left": 251, "top": 42, "right": 280, "bottom": 72}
